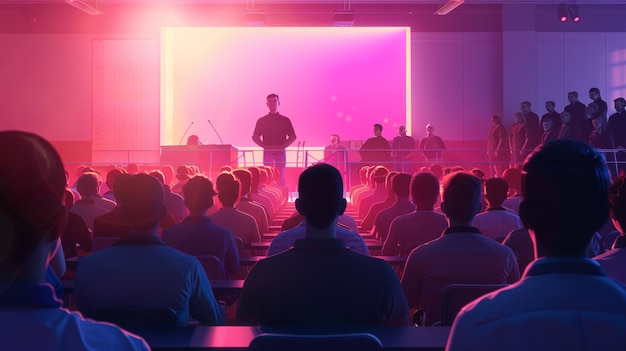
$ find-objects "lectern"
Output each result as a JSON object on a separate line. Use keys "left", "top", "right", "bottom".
{"left": 160, "top": 145, "right": 238, "bottom": 178}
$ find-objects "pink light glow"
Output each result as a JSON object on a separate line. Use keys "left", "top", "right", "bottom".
{"left": 161, "top": 27, "right": 410, "bottom": 147}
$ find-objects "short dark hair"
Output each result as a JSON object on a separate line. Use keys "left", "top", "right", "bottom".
{"left": 296, "top": 164, "right": 345, "bottom": 230}
{"left": 183, "top": 176, "right": 216, "bottom": 212}
{"left": 120, "top": 174, "right": 166, "bottom": 230}
{"left": 521, "top": 139, "right": 610, "bottom": 256}
{"left": 0, "top": 131, "right": 66, "bottom": 269}
{"left": 521, "top": 101, "right": 531, "bottom": 107}
{"left": 568, "top": 91, "right": 578, "bottom": 98}
{"left": 76, "top": 172, "right": 100, "bottom": 197}
{"left": 546, "top": 101, "right": 555, "bottom": 106}
{"left": 411, "top": 172, "right": 440, "bottom": 207}
{"left": 589, "top": 87, "right": 600, "bottom": 95}
{"left": 232, "top": 169, "right": 252, "bottom": 196}
{"left": 216, "top": 172, "right": 240, "bottom": 208}
{"left": 392, "top": 173, "right": 411, "bottom": 197}
{"left": 267, "top": 93, "right": 280, "bottom": 104}
{"left": 484, "top": 177, "right": 509, "bottom": 207}
{"left": 441, "top": 172, "right": 482, "bottom": 223}
{"left": 374, "top": 123, "right": 383, "bottom": 131}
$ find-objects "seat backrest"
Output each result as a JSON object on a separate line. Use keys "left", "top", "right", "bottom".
{"left": 197, "top": 255, "right": 224, "bottom": 280}
{"left": 248, "top": 333, "right": 383, "bottom": 351}
{"left": 441, "top": 283, "right": 508, "bottom": 326}
{"left": 92, "top": 236, "right": 120, "bottom": 252}
{"left": 91, "top": 307, "right": 178, "bottom": 329}
{"left": 234, "top": 236, "right": 249, "bottom": 258}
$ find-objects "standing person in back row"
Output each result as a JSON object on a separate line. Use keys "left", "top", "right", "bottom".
{"left": 252, "top": 93, "right": 297, "bottom": 187}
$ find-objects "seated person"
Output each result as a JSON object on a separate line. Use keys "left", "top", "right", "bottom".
{"left": 447, "top": 139, "right": 626, "bottom": 350}
{"left": 472, "top": 177, "right": 523, "bottom": 241}
{"left": 209, "top": 172, "right": 261, "bottom": 245}
{"left": 237, "top": 164, "right": 409, "bottom": 326}
{"left": 268, "top": 218, "right": 369, "bottom": 256}
{"left": 594, "top": 173, "right": 626, "bottom": 284}
{"left": 75, "top": 174, "right": 225, "bottom": 326}
{"left": 382, "top": 172, "right": 448, "bottom": 256}
{"left": 371, "top": 173, "right": 416, "bottom": 242}
{"left": 162, "top": 176, "right": 240, "bottom": 279}
{"left": 401, "top": 171, "right": 520, "bottom": 326}
{"left": 0, "top": 130, "right": 148, "bottom": 350}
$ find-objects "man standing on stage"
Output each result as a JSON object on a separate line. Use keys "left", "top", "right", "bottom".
{"left": 252, "top": 93, "right": 297, "bottom": 187}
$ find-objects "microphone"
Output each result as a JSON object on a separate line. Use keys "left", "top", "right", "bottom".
{"left": 179, "top": 121, "right": 194, "bottom": 145}
{"left": 208, "top": 120, "right": 224, "bottom": 145}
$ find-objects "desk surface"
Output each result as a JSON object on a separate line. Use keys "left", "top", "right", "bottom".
{"left": 134, "top": 326, "right": 450, "bottom": 351}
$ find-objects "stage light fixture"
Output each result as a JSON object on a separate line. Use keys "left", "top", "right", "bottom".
{"left": 434, "top": 0, "right": 465, "bottom": 16}
{"left": 557, "top": 3, "right": 568, "bottom": 22}
{"left": 568, "top": 3, "right": 580, "bottom": 22}
{"left": 65, "top": 0, "right": 101, "bottom": 15}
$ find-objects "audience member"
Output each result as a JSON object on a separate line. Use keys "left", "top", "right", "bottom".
{"left": 401, "top": 171, "right": 520, "bottom": 326}
{"left": 509, "top": 112, "right": 527, "bottom": 167}
{"left": 0, "top": 130, "right": 148, "bottom": 350}
{"left": 520, "top": 101, "right": 540, "bottom": 157}
{"left": 472, "top": 177, "right": 523, "bottom": 241}
{"left": 502, "top": 167, "right": 523, "bottom": 214}
{"left": 540, "top": 118, "right": 558, "bottom": 145}
{"left": 209, "top": 172, "right": 261, "bottom": 245}
{"left": 232, "top": 168, "right": 270, "bottom": 235}
{"left": 447, "top": 139, "right": 626, "bottom": 350}
{"left": 359, "top": 123, "right": 391, "bottom": 167}
{"left": 585, "top": 87, "right": 608, "bottom": 138}
{"left": 358, "top": 165, "right": 390, "bottom": 218}
{"left": 75, "top": 174, "right": 225, "bottom": 326}
{"left": 150, "top": 170, "right": 188, "bottom": 224}
{"left": 371, "top": 173, "right": 416, "bottom": 242}
{"left": 382, "top": 172, "right": 447, "bottom": 256}
{"left": 103, "top": 167, "right": 125, "bottom": 202}
{"left": 594, "top": 172, "right": 626, "bottom": 284}
{"left": 541, "top": 100, "right": 561, "bottom": 134}
{"left": 487, "top": 114, "right": 509, "bottom": 177}
{"left": 391, "top": 125, "right": 415, "bottom": 173}
{"left": 564, "top": 91, "right": 587, "bottom": 139}
{"left": 60, "top": 189, "right": 92, "bottom": 258}
{"left": 558, "top": 111, "right": 581, "bottom": 141}
{"left": 162, "top": 176, "right": 240, "bottom": 279}
{"left": 71, "top": 172, "right": 114, "bottom": 230}
{"left": 419, "top": 123, "right": 446, "bottom": 163}
{"left": 237, "top": 164, "right": 409, "bottom": 326}
{"left": 360, "top": 171, "right": 397, "bottom": 233}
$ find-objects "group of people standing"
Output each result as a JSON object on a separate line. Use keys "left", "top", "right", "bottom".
{"left": 487, "top": 88, "right": 626, "bottom": 177}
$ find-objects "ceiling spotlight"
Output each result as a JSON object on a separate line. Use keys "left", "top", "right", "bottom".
{"left": 568, "top": 3, "right": 580, "bottom": 22}
{"left": 557, "top": 3, "right": 568, "bottom": 22}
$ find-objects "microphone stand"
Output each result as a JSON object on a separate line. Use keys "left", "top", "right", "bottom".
{"left": 179, "top": 121, "right": 194, "bottom": 145}
{"left": 208, "top": 120, "right": 224, "bottom": 145}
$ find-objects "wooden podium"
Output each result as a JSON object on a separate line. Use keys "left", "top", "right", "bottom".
{"left": 160, "top": 145, "right": 238, "bottom": 178}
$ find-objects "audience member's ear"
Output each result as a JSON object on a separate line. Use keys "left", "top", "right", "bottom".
{"left": 338, "top": 198, "right": 347, "bottom": 216}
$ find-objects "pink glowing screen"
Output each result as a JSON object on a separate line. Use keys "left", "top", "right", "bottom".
{"left": 161, "top": 27, "right": 410, "bottom": 147}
